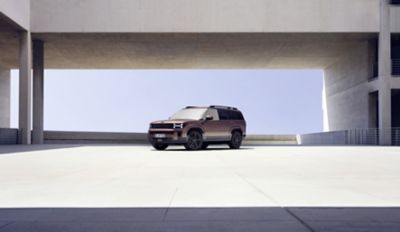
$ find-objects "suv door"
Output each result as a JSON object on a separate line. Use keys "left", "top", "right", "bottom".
{"left": 216, "top": 109, "right": 233, "bottom": 140}
{"left": 201, "top": 109, "right": 224, "bottom": 141}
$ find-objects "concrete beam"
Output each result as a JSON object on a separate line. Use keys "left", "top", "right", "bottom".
{"left": 18, "top": 31, "right": 32, "bottom": 144}
{"left": 31, "top": 0, "right": 380, "bottom": 33}
{"left": 32, "top": 39, "right": 44, "bottom": 144}
{"left": 378, "top": 0, "right": 392, "bottom": 145}
{"left": 0, "top": 0, "right": 30, "bottom": 30}
{"left": 0, "top": 65, "right": 10, "bottom": 128}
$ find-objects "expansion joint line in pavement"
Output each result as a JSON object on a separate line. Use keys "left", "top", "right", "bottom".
{"left": 285, "top": 208, "right": 316, "bottom": 232}
{"left": 0, "top": 222, "right": 13, "bottom": 231}
{"left": 214, "top": 155, "right": 316, "bottom": 232}
{"left": 232, "top": 172, "right": 316, "bottom": 232}
{"left": 162, "top": 187, "right": 179, "bottom": 222}
{"left": 215, "top": 154, "right": 281, "bottom": 206}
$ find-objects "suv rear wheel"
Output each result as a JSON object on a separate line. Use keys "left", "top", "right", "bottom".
{"left": 229, "top": 131, "right": 242, "bottom": 149}
{"left": 153, "top": 143, "right": 168, "bottom": 151}
{"left": 184, "top": 130, "right": 203, "bottom": 150}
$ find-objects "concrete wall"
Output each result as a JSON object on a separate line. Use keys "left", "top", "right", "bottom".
{"left": 40, "top": 131, "right": 298, "bottom": 145}
{"left": 298, "top": 128, "right": 386, "bottom": 145}
{"left": 31, "top": 0, "right": 380, "bottom": 33}
{"left": 297, "top": 131, "right": 348, "bottom": 145}
{"left": 324, "top": 40, "right": 372, "bottom": 131}
{"left": 0, "top": 65, "right": 10, "bottom": 128}
{"left": 391, "top": 6, "right": 400, "bottom": 32}
{"left": 0, "top": 0, "right": 30, "bottom": 30}
{"left": 244, "top": 135, "right": 297, "bottom": 145}
{"left": 44, "top": 131, "right": 149, "bottom": 144}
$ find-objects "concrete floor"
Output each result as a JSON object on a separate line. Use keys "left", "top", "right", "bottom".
{"left": 0, "top": 145, "right": 400, "bottom": 231}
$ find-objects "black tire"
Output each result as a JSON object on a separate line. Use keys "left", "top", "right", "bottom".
{"left": 184, "top": 130, "right": 203, "bottom": 150}
{"left": 153, "top": 143, "right": 168, "bottom": 151}
{"left": 229, "top": 131, "right": 242, "bottom": 149}
{"left": 201, "top": 143, "right": 209, "bottom": 150}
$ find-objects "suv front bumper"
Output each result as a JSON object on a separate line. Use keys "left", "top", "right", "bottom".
{"left": 148, "top": 129, "right": 187, "bottom": 145}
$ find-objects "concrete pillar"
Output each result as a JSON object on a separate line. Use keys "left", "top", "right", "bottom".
{"left": 0, "top": 65, "right": 10, "bottom": 128}
{"left": 18, "top": 31, "right": 32, "bottom": 145}
{"left": 378, "top": 0, "right": 392, "bottom": 145}
{"left": 32, "top": 40, "right": 44, "bottom": 144}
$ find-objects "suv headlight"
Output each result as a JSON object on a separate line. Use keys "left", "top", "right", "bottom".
{"left": 173, "top": 123, "right": 184, "bottom": 129}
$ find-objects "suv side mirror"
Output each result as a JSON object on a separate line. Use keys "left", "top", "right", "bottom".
{"left": 205, "top": 115, "right": 214, "bottom": 121}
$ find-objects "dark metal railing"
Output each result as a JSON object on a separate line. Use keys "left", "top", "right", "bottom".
{"left": 393, "top": 59, "right": 400, "bottom": 76}
{"left": 299, "top": 128, "right": 400, "bottom": 146}
{"left": 346, "top": 128, "right": 400, "bottom": 145}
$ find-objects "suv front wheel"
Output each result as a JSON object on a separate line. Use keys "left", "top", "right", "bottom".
{"left": 153, "top": 143, "right": 168, "bottom": 151}
{"left": 229, "top": 131, "right": 242, "bottom": 149}
{"left": 184, "top": 130, "right": 203, "bottom": 150}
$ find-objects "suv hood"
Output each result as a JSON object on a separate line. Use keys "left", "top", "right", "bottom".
{"left": 151, "top": 119, "right": 195, "bottom": 124}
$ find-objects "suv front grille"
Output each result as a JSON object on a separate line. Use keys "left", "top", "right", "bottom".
{"left": 151, "top": 123, "right": 174, "bottom": 129}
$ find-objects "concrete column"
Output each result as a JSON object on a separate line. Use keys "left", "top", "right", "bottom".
{"left": 32, "top": 40, "right": 44, "bottom": 144}
{"left": 378, "top": 0, "right": 392, "bottom": 145}
{"left": 18, "top": 31, "right": 32, "bottom": 145}
{"left": 0, "top": 65, "right": 10, "bottom": 128}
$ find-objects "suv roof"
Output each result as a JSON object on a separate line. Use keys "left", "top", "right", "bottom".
{"left": 185, "top": 105, "right": 239, "bottom": 111}
{"left": 209, "top": 105, "right": 238, "bottom": 111}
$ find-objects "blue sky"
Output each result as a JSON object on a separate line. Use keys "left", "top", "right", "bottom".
{"left": 11, "top": 70, "right": 323, "bottom": 134}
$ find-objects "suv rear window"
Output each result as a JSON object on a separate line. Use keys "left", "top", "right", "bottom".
{"left": 217, "top": 109, "right": 244, "bottom": 120}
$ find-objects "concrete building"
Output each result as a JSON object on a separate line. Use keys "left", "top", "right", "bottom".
{"left": 0, "top": 0, "right": 399, "bottom": 145}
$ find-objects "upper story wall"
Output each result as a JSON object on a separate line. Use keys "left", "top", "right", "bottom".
{"left": 31, "top": 0, "right": 383, "bottom": 33}
{"left": 392, "top": 6, "right": 400, "bottom": 32}
{"left": 0, "top": 0, "right": 30, "bottom": 30}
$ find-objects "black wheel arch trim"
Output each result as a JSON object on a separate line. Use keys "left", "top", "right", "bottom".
{"left": 187, "top": 127, "right": 204, "bottom": 135}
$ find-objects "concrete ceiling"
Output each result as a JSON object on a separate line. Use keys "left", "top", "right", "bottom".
{"left": 0, "top": 32, "right": 376, "bottom": 70}
{"left": 0, "top": 14, "right": 19, "bottom": 69}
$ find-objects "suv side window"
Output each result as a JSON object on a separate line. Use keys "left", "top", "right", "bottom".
{"left": 218, "top": 109, "right": 244, "bottom": 120}
{"left": 217, "top": 109, "right": 230, "bottom": 120}
{"left": 230, "top": 111, "right": 244, "bottom": 120}
{"left": 205, "top": 109, "right": 219, "bottom": 120}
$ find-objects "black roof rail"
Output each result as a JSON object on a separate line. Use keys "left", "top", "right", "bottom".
{"left": 210, "top": 105, "right": 238, "bottom": 110}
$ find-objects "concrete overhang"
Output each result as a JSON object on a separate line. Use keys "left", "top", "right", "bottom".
{"left": 0, "top": 33, "right": 377, "bottom": 70}
{"left": 30, "top": 0, "right": 382, "bottom": 33}
{"left": 0, "top": 0, "right": 30, "bottom": 31}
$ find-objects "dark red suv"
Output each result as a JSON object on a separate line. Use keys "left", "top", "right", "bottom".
{"left": 148, "top": 106, "right": 246, "bottom": 150}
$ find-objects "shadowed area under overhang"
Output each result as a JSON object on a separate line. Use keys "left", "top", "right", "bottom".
{"left": 0, "top": 33, "right": 376, "bottom": 69}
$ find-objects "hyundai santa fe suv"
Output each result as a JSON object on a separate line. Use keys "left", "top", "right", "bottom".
{"left": 148, "top": 106, "right": 246, "bottom": 150}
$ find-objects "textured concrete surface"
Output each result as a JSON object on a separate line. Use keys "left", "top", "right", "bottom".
{"left": 0, "top": 207, "right": 399, "bottom": 232}
{"left": 1, "top": 145, "right": 400, "bottom": 208}
{"left": 0, "top": 0, "right": 30, "bottom": 30}
{"left": 0, "top": 65, "right": 10, "bottom": 128}
{"left": 0, "top": 33, "right": 376, "bottom": 69}
{"left": 17, "top": 31, "right": 32, "bottom": 145}
{"left": 323, "top": 37, "right": 372, "bottom": 131}
{"left": 40, "top": 131, "right": 297, "bottom": 145}
{"left": 30, "top": 0, "right": 381, "bottom": 33}
{"left": 0, "top": 145, "right": 400, "bottom": 231}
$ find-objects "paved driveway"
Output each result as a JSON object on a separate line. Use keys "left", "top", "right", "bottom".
{"left": 0, "top": 145, "right": 399, "bottom": 231}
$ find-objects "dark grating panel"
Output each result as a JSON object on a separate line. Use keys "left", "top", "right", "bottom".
{"left": 391, "top": 0, "right": 400, "bottom": 4}
{"left": 151, "top": 123, "right": 174, "bottom": 129}
{"left": 0, "top": 128, "right": 18, "bottom": 145}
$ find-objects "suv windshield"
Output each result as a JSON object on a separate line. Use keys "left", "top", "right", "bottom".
{"left": 170, "top": 108, "right": 207, "bottom": 120}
